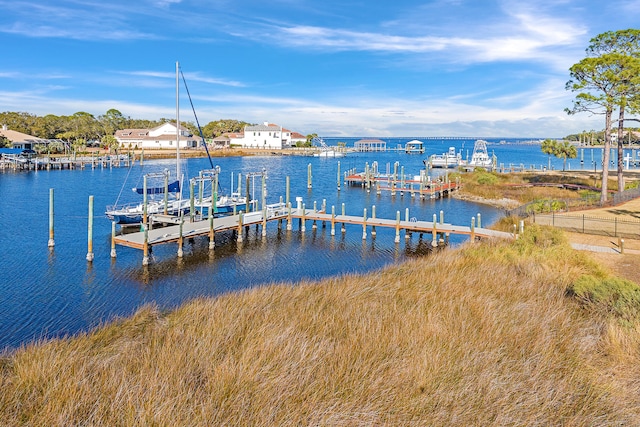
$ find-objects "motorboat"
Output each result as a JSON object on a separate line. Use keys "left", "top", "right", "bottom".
{"left": 427, "top": 147, "right": 464, "bottom": 168}
{"left": 467, "top": 140, "right": 495, "bottom": 169}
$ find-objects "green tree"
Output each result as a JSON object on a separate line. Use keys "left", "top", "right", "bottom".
{"left": 586, "top": 29, "right": 640, "bottom": 192}
{"left": 540, "top": 139, "right": 577, "bottom": 171}
{"left": 567, "top": 53, "right": 618, "bottom": 202}
{"left": 541, "top": 138, "right": 555, "bottom": 170}
{"left": 98, "top": 109, "right": 126, "bottom": 137}
{"left": 0, "top": 135, "right": 10, "bottom": 148}
{"left": 102, "top": 134, "right": 119, "bottom": 154}
{"left": 202, "top": 119, "right": 251, "bottom": 138}
{"left": 556, "top": 140, "right": 578, "bottom": 171}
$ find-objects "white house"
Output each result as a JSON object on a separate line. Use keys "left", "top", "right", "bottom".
{"left": 236, "top": 122, "right": 292, "bottom": 149}
{"left": 115, "top": 123, "right": 199, "bottom": 149}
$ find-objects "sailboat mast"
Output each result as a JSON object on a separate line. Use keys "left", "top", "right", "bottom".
{"left": 176, "top": 61, "right": 181, "bottom": 193}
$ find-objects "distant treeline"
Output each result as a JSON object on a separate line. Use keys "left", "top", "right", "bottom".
{"left": 564, "top": 128, "right": 640, "bottom": 144}
{"left": 0, "top": 110, "right": 254, "bottom": 148}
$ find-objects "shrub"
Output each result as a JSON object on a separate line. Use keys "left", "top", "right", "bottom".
{"left": 568, "top": 274, "right": 640, "bottom": 323}
{"left": 476, "top": 172, "right": 498, "bottom": 185}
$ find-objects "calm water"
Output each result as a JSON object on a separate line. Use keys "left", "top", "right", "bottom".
{"left": 1, "top": 139, "right": 637, "bottom": 351}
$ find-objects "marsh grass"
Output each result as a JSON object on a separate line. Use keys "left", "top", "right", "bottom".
{"left": 458, "top": 170, "right": 600, "bottom": 204}
{"left": 2, "top": 226, "right": 640, "bottom": 425}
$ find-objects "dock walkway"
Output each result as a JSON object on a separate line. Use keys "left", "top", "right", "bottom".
{"left": 113, "top": 201, "right": 513, "bottom": 262}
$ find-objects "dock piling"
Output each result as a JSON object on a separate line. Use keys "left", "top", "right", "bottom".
{"left": 371, "top": 205, "right": 376, "bottom": 236}
{"left": 432, "top": 213, "right": 438, "bottom": 247}
{"left": 110, "top": 221, "right": 117, "bottom": 258}
{"left": 48, "top": 188, "right": 55, "bottom": 248}
{"left": 209, "top": 215, "right": 215, "bottom": 250}
{"left": 86, "top": 195, "right": 94, "bottom": 262}
{"left": 395, "top": 211, "right": 401, "bottom": 243}
{"left": 331, "top": 205, "right": 335, "bottom": 236}
{"left": 362, "top": 208, "right": 367, "bottom": 240}
{"left": 471, "top": 217, "right": 476, "bottom": 241}
{"left": 237, "top": 213, "right": 244, "bottom": 243}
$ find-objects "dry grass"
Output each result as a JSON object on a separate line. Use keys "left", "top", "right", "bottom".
{"left": 3, "top": 226, "right": 640, "bottom": 425}
{"left": 456, "top": 170, "right": 592, "bottom": 205}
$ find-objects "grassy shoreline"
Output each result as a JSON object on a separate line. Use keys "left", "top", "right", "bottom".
{"left": 3, "top": 225, "right": 640, "bottom": 424}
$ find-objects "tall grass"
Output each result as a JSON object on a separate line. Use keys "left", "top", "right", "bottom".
{"left": 2, "top": 226, "right": 640, "bottom": 425}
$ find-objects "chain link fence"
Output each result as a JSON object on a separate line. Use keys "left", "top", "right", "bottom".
{"left": 504, "top": 187, "right": 640, "bottom": 238}
{"left": 530, "top": 212, "right": 640, "bottom": 239}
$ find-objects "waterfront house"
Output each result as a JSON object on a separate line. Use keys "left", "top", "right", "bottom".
{"left": 115, "top": 123, "right": 199, "bottom": 149}
{"left": 0, "top": 125, "right": 47, "bottom": 150}
{"left": 290, "top": 132, "right": 307, "bottom": 147}
{"left": 233, "top": 122, "right": 292, "bottom": 149}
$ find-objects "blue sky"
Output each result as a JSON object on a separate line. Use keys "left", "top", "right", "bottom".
{"left": 1, "top": 0, "right": 638, "bottom": 137}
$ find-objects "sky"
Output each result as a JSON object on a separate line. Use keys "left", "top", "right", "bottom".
{"left": 1, "top": 0, "right": 638, "bottom": 138}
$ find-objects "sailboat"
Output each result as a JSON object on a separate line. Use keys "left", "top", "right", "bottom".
{"left": 105, "top": 62, "right": 250, "bottom": 224}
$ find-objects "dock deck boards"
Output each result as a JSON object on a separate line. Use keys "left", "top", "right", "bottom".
{"left": 113, "top": 205, "right": 512, "bottom": 251}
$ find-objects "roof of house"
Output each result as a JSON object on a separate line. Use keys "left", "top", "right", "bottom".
{"left": 245, "top": 123, "right": 282, "bottom": 132}
{"left": 0, "top": 127, "right": 44, "bottom": 143}
{"left": 291, "top": 132, "right": 306, "bottom": 140}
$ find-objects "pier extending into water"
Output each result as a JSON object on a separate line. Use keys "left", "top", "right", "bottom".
{"left": 344, "top": 161, "right": 460, "bottom": 199}
{"left": 0, "top": 154, "right": 132, "bottom": 171}
{"left": 112, "top": 198, "right": 513, "bottom": 265}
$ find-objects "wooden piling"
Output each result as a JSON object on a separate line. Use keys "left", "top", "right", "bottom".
{"left": 471, "top": 217, "right": 476, "bottom": 241}
{"left": 405, "top": 208, "right": 410, "bottom": 239}
{"left": 48, "top": 188, "right": 55, "bottom": 248}
{"left": 178, "top": 218, "right": 184, "bottom": 257}
{"left": 371, "top": 205, "right": 377, "bottom": 236}
{"left": 362, "top": 208, "right": 367, "bottom": 240}
{"left": 286, "top": 176, "right": 290, "bottom": 205}
{"left": 337, "top": 161, "right": 341, "bottom": 191}
{"left": 307, "top": 163, "right": 312, "bottom": 189}
{"left": 143, "top": 175, "right": 148, "bottom": 227}
{"left": 237, "top": 213, "right": 244, "bottom": 243}
{"left": 190, "top": 180, "right": 195, "bottom": 222}
{"left": 209, "top": 215, "right": 215, "bottom": 250}
{"left": 331, "top": 205, "right": 336, "bottom": 236}
{"left": 86, "top": 195, "right": 94, "bottom": 262}
{"left": 262, "top": 207, "right": 267, "bottom": 237}
{"left": 110, "top": 221, "right": 117, "bottom": 258}
{"left": 432, "top": 213, "right": 438, "bottom": 247}
{"left": 142, "top": 226, "right": 149, "bottom": 265}
{"left": 395, "top": 211, "right": 401, "bottom": 243}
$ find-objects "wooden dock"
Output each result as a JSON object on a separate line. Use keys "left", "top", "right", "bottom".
{"left": 345, "top": 171, "right": 459, "bottom": 199}
{"left": 112, "top": 201, "right": 513, "bottom": 263}
{"left": 0, "top": 154, "right": 132, "bottom": 171}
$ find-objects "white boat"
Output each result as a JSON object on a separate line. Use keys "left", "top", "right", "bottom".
{"left": 427, "top": 147, "right": 464, "bottom": 168}
{"left": 313, "top": 149, "right": 345, "bottom": 158}
{"left": 467, "top": 139, "right": 495, "bottom": 169}
{"left": 312, "top": 136, "right": 346, "bottom": 158}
